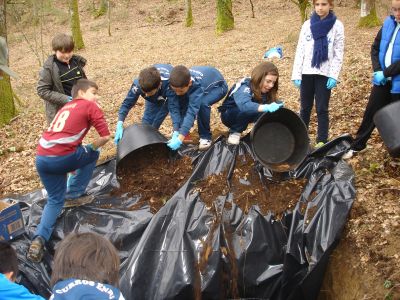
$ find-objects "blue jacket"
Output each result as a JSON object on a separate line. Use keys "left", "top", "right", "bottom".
{"left": 167, "top": 66, "right": 227, "bottom": 136}
{"left": 0, "top": 273, "right": 45, "bottom": 300}
{"left": 379, "top": 16, "right": 400, "bottom": 93}
{"left": 218, "top": 78, "right": 267, "bottom": 113}
{"left": 118, "top": 63, "right": 173, "bottom": 122}
{"left": 50, "top": 278, "right": 125, "bottom": 300}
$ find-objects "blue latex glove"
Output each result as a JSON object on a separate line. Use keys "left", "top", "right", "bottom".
{"left": 67, "top": 96, "right": 72, "bottom": 102}
{"left": 167, "top": 135, "right": 182, "bottom": 150}
{"left": 114, "top": 121, "right": 124, "bottom": 145}
{"left": 292, "top": 80, "right": 301, "bottom": 88}
{"left": 372, "top": 71, "right": 386, "bottom": 86}
{"left": 326, "top": 78, "right": 337, "bottom": 89}
{"left": 261, "top": 102, "right": 284, "bottom": 113}
{"left": 172, "top": 131, "right": 179, "bottom": 139}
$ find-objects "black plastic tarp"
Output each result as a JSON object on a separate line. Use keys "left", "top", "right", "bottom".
{"left": 5, "top": 135, "right": 355, "bottom": 300}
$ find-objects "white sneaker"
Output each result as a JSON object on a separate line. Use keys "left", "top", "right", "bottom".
{"left": 199, "top": 139, "right": 212, "bottom": 150}
{"left": 227, "top": 132, "right": 241, "bottom": 145}
{"left": 342, "top": 150, "right": 354, "bottom": 160}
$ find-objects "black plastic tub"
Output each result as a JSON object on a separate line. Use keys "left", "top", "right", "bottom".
{"left": 374, "top": 101, "right": 400, "bottom": 158}
{"left": 250, "top": 108, "right": 309, "bottom": 172}
{"left": 116, "top": 123, "right": 168, "bottom": 168}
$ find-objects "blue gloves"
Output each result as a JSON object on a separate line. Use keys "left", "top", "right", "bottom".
{"left": 326, "top": 78, "right": 337, "bottom": 89}
{"left": 167, "top": 135, "right": 182, "bottom": 150}
{"left": 114, "top": 121, "right": 124, "bottom": 145}
{"left": 372, "top": 71, "right": 386, "bottom": 86}
{"left": 292, "top": 80, "right": 301, "bottom": 88}
{"left": 67, "top": 96, "right": 72, "bottom": 102}
{"left": 172, "top": 131, "right": 179, "bottom": 139}
{"left": 261, "top": 102, "right": 284, "bottom": 113}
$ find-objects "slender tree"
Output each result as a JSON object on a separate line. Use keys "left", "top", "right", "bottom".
{"left": 0, "top": 0, "right": 16, "bottom": 126}
{"left": 290, "top": 0, "right": 311, "bottom": 23}
{"left": 185, "top": 0, "right": 193, "bottom": 27}
{"left": 216, "top": 0, "right": 234, "bottom": 34}
{"left": 96, "top": 0, "right": 108, "bottom": 18}
{"left": 358, "top": 0, "right": 381, "bottom": 27}
{"left": 69, "top": 0, "right": 84, "bottom": 49}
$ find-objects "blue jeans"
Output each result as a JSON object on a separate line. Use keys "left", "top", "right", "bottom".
{"left": 220, "top": 106, "right": 262, "bottom": 133}
{"left": 300, "top": 74, "right": 331, "bottom": 143}
{"left": 196, "top": 83, "right": 228, "bottom": 139}
{"left": 142, "top": 100, "right": 169, "bottom": 129}
{"left": 35, "top": 145, "right": 99, "bottom": 241}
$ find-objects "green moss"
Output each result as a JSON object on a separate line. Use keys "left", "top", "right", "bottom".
{"left": 0, "top": 75, "right": 16, "bottom": 126}
{"left": 358, "top": 8, "right": 382, "bottom": 28}
{"left": 70, "top": 0, "right": 85, "bottom": 50}
{"left": 216, "top": 0, "right": 234, "bottom": 34}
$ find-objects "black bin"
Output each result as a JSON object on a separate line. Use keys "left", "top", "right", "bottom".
{"left": 373, "top": 101, "right": 400, "bottom": 158}
{"left": 250, "top": 108, "right": 309, "bottom": 172}
{"left": 116, "top": 123, "right": 168, "bottom": 169}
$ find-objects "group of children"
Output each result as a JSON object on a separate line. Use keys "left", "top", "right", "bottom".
{"left": 6, "top": 0, "right": 399, "bottom": 298}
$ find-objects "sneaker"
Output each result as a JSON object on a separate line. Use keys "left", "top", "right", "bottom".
{"left": 64, "top": 194, "right": 95, "bottom": 208}
{"left": 315, "top": 142, "right": 325, "bottom": 148}
{"left": 199, "top": 139, "right": 212, "bottom": 150}
{"left": 227, "top": 132, "right": 241, "bottom": 145}
{"left": 27, "top": 236, "right": 45, "bottom": 263}
{"left": 342, "top": 149, "right": 355, "bottom": 160}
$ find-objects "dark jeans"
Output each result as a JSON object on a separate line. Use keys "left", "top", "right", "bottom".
{"left": 142, "top": 100, "right": 169, "bottom": 129}
{"left": 352, "top": 82, "right": 400, "bottom": 151}
{"left": 220, "top": 106, "right": 262, "bottom": 133}
{"left": 300, "top": 74, "right": 331, "bottom": 143}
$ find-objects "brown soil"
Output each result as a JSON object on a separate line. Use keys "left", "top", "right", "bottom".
{"left": 112, "top": 144, "right": 192, "bottom": 213}
{"left": 1, "top": 0, "right": 399, "bottom": 298}
{"left": 194, "top": 154, "right": 306, "bottom": 218}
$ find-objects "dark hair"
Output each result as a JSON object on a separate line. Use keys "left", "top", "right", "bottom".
{"left": 312, "top": 0, "right": 334, "bottom": 7}
{"left": 169, "top": 65, "right": 191, "bottom": 88}
{"left": 0, "top": 241, "right": 19, "bottom": 278}
{"left": 139, "top": 66, "right": 161, "bottom": 92}
{"left": 71, "top": 79, "right": 99, "bottom": 99}
{"left": 250, "top": 62, "right": 279, "bottom": 103}
{"left": 51, "top": 33, "right": 74, "bottom": 52}
{"left": 50, "top": 232, "right": 120, "bottom": 288}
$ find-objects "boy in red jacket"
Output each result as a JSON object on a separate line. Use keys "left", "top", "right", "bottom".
{"left": 27, "top": 79, "right": 110, "bottom": 263}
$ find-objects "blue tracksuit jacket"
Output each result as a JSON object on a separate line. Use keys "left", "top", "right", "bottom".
{"left": 0, "top": 273, "right": 45, "bottom": 300}
{"left": 167, "top": 66, "right": 227, "bottom": 136}
{"left": 117, "top": 63, "right": 173, "bottom": 122}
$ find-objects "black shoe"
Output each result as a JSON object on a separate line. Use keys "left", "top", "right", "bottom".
{"left": 64, "top": 194, "right": 95, "bottom": 208}
{"left": 27, "top": 236, "right": 45, "bottom": 263}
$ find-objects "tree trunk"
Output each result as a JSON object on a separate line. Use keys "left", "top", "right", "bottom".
{"left": 0, "top": 0, "right": 16, "bottom": 126}
{"left": 216, "top": 0, "right": 234, "bottom": 34}
{"left": 70, "top": 0, "right": 85, "bottom": 49}
{"left": 290, "top": 0, "right": 310, "bottom": 23}
{"left": 96, "top": 0, "right": 108, "bottom": 18}
{"left": 358, "top": 0, "right": 381, "bottom": 27}
{"left": 185, "top": 0, "right": 193, "bottom": 27}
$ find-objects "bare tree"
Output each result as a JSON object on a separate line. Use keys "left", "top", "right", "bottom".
{"left": 358, "top": 0, "right": 381, "bottom": 27}
{"left": 0, "top": 0, "right": 16, "bottom": 126}
{"left": 290, "top": 0, "right": 311, "bottom": 23}
{"left": 216, "top": 0, "right": 234, "bottom": 34}
{"left": 69, "top": 0, "right": 85, "bottom": 49}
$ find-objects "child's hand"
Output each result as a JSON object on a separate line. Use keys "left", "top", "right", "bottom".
{"left": 261, "top": 102, "right": 284, "bottom": 113}
{"left": 326, "top": 78, "right": 337, "bottom": 89}
{"left": 292, "top": 80, "right": 301, "bottom": 88}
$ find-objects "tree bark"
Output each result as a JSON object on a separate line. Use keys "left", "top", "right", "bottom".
{"left": 216, "top": 0, "right": 234, "bottom": 34}
{"left": 185, "top": 0, "right": 193, "bottom": 27}
{"left": 359, "top": 0, "right": 381, "bottom": 27}
{"left": 0, "top": 0, "right": 16, "bottom": 126}
{"left": 70, "top": 0, "right": 85, "bottom": 49}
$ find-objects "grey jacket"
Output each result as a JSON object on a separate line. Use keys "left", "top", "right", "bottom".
{"left": 37, "top": 54, "right": 87, "bottom": 124}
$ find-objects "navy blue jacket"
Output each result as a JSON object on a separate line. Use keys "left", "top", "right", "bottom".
{"left": 118, "top": 63, "right": 173, "bottom": 122}
{"left": 219, "top": 78, "right": 267, "bottom": 113}
{"left": 167, "top": 66, "right": 226, "bottom": 136}
{"left": 50, "top": 278, "right": 125, "bottom": 300}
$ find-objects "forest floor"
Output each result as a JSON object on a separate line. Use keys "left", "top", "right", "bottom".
{"left": 1, "top": 0, "right": 399, "bottom": 299}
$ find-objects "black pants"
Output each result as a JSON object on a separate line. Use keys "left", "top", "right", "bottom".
{"left": 300, "top": 75, "right": 331, "bottom": 144}
{"left": 352, "top": 82, "right": 400, "bottom": 151}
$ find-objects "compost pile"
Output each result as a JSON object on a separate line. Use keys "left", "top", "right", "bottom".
{"left": 193, "top": 154, "right": 307, "bottom": 217}
{"left": 114, "top": 144, "right": 192, "bottom": 213}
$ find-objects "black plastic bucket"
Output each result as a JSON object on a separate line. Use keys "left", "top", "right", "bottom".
{"left": 250, "top": 108, "right": 309, "bottom": 172}
{"left": 116, "top": 123, "right": 168, "bottom": 168}
{"left": 373, "top": 101, "right": 400, "bottom": 158}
